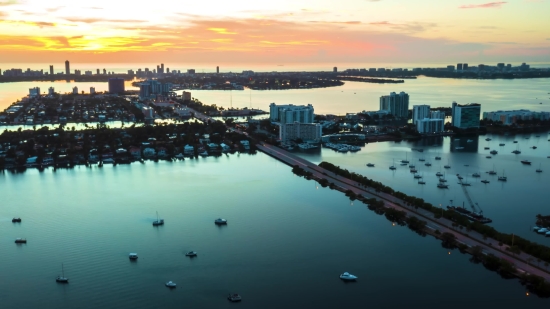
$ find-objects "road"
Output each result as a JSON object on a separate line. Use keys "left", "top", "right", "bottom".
{"left": 257, "top": 143, "right": 550, "bottom": 281}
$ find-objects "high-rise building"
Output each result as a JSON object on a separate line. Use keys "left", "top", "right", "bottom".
{"left": 333, "top": 67, "right": 337, "bottom": 73}
{"left": 108, "top": 78, "right": 125, "bottom": 94}
{"left": 447, "top": 65, "right": 455, "bottom": 71}
{"left": 29, "top": 87, "right": 40, "bottom": 97}
{"left": 451, "top": 102, "right": 481, "bottom": 128}
{"left": 72, "top": 86, "right": 78, "bottom": 94}
{"left": 379, "top": 92, "right": 409, "bottom": 118}
{"left": 48, "top": 87, "right": 55, "bottom": 95}
{"left": 463, "top": 63, "right": 469, "bottom": 71}
{"left": 216, "top": 66, "right": 219, "bottom": 74}
{"left": 103, "top": 68, "right": 107, "bottom": 75}
{"left": 430, "top": 110, "right": 445, "bottom": 120}
{"left": 269, "top": 103, "right": 314, "bottom": 124}
{"left": 161, "top": 63, "right": 164, "bottom": 74}
{"left": 412, "top": 105, "right": 430, "bottom": 124}
{"left": 417, "top": 118, "right": 444, "bottom": 134}
{"left": 65, "top": 60, "right": 70, "bottom": 75}
{"left": 49, "top": 65, "right": 54, "bottom": 75}
{"left": 139, "top": 83, "right": 151, "bottom": 98}
{"left": 182, "top": 91, "right": 191, "bottom": 101}
{"left": 457, "top": 63, "right": 463, "bottom": 71}
{"left": 279, "top": 122, "right": 322, "bottom": 142}
{"left": 96, "top": 69, "right": 100, "bottom": 75}
{"left": 90, "top": 87, "right": 96, "bottom": 94}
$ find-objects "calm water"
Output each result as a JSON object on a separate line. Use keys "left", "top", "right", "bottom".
{"left": 0, "top": 153, "right": 548, "bottom": 308}
{"left": 296, "top": 132, "right": 550, "bottom": 243}
{"left": 2, "top": 77, "right": 550, "bottom": 115}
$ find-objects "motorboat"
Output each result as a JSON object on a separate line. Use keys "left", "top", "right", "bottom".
{"left": 165, "top": 281, "right": 177, "bottom": 288}
{"left": 521, "top": 160, "right": 531, "bottom": 165}
{"left": 185, "top": 251, "right": 197, "bottom": 257}
{"left": 15, "top": 238, "right": 27, "bottom": 244}
{"left": 366, "top": 163, "right": 375, "bottom": 167}
{"left": 12, "top": 217, "right": 22, "bottom": 223}
{"left": 484, "top": 147, "right": 490, "bottom": 150}
{"left": 215, "top": 218, "right": 228, "bottom": 225}
{"left": 199, "top": 150, "right": 209, "bottom": 157}
{"left": 485, "top": 138, "right": 492, "bottom": 141}
{"left": 228, "top": 294, "right": 242, "bottom": 302}
{"left": 419, "top": 158, "right": 425, "bottom": 162}
{"left": 129, "top": 253, "right": 138, "bottom": 260}
{"left": 486, "top": 156, "right": 492, "bottom": 159}
{"left": 472, "top": 173, "right": 480, "bottom": 178}
{"left": 56, "top": 263, "right": 69, "bottom": 283}
{"left": 532, "top": 226, "right": 541, "bottom": 231}
{"left": 532, "top": 146, "right": 537, "bottom": 149}
{"left": 513, "top": 141, "right": 518, "bottom": 143}
{"left": 437, "top": 183, "right": 449, "bottom": 189}
{"left": 153, "top": 211, "right": 164, "bottom": 226}
{"left": 499, "top": 143, "right": 505, "bottom": 146}
{"left": 418, "top": 180, "right": 426, "bottom": 185}
{"left": 435, "top": 156, "right": 441, "bottom": 160}
{"left": 425, "top": 162, "right": 432, "bottom": 166}
{"left": 444, "top": 165, "right": 450, "bottom": 169}
{"left": 339, "top": 272, "right": 358, "bottom": 281}
{"left": 490, "top": 150, "right": 498, "bottom": 155}
{"left": 536, "top": 228, "right": 549, "bottom": 234}
{"left": 481, "top": 180, "right": 490, "bottom": 184}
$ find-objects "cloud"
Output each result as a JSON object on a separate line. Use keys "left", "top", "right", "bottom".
{"left": 0, "top": 0, "right": 18, "bottom": 6}
{"left": 459, "top": 2, "right": 507, "bottom": 9}
{"left": 64, "top": 17, "right": 147, "bottom": 24}
{"left": 368, "top": 21, "right": 436, "bottom": 33}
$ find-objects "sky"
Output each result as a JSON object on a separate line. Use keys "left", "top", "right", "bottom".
{"left": 0, "top": 0, "right": 549, "bottom": 65}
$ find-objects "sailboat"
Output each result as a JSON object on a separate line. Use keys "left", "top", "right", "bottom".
{"left": 56, "top": 263, "right": 69, "bottom": 283}
{"left": 444, "top": 160, "right": 451, "bottom": 169}
{"left": 153, "top": 211, "right": 164, "bottom": 226}
{"left": 498, "top": 170, "right": 507, "bottom": 181}
{"left": 488, "top": 164, "right": 497, "bottom": 175}
{"left": 512, "top": 145, "right": 521, "bottom": 154}
{"left": 401, "top": 152, "right": 409, "bottom": 164}
{"left": 435, "top": 152, "right": 441, "bottom": 160}
{"left": 389, "top": 159, "right": 396, "bottom": 170}
{"left": 536, "top": 163, "right": 543, "bottom": 173}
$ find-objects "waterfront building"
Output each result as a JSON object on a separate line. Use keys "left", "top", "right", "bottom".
{"left": 188, "top": 69, "right": 195, "bottom": 75}
{"left": 85, "top": 70, "right": 92, "bottom": 76}
{"left": 90, "top": 87, "right": 96, "bottom": 95}
{"left": 457, "top": 63, "right": 463, "bottom": 71}
{"left": 379, "top": 92, "right": 409, "bottom": 118}
{"left": 29, "top": 87, "right": 40, "bottom": 98}
{"left": 451, "top": 102, "right": 480, "bottom": 128}
{"left": 279, "top": 122, "right": 322, "bottom": 142}
{"left": 49, "top": 65, "right": 54, "bottom": 75}
{"left": 182, "top": 91, "right": 191, "bottom": 101}
{"left": 269, "top": 103, "right": 314, "bottom": 124}
{"left": 463, "top": 63, "right": 469, "bottom": 71}
{"left": 333, "top": 67, "right": 337, "bottom": 73}
{"left": 482, "top": 109, "right": 550, "bottom": 125}
{"left": 65, "top": 60, "right": 70, "bottom": 75}
{"left": 142, "top": 106, "right": 154, "bottom": 119}
{"left": 108, "top": 78, "right": 125, "bottom": 94}
{"left": 48, "top": 87, "right": 55, "bottom": 96}
{"left": 417, "top": 118, "right": 444, "bottom": 134}
{"left": 430, "top": 110, "right": 445, "bottom": 120}
{"left": 72, "top": 86, "right": 78, "bottom": 95}
{"left": 412, "top": 105, "right": 430, "bottom": 124}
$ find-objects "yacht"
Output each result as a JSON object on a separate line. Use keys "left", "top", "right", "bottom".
{"left": 512, "top": 146, "right": 521, "bottom": 154}
{"left": 437, "top": 183, "right": 449, "bottom": 189}
{"left": 498, "top": 170, "right": 507, "bottom": 181}
{"left": 521, "top": 160, "right": 531, "bottom": 165}
{"left": 12, "top": 217, "right": 22, "bottom": 223}
{"left": 228, "top": 294, "right": 242, "bottom": 302}
{"left": 532, "top": 146, "right": 538, "bottom": 149}
{"left": 366, "top": 163, "right": 375, "bottom": 167}
{"left": 400, "top": 152, "right": 409, "bottom": 164}
{"left": 215, "top": 218, "right": 228, "bottom": 225}
{"left": 389, "top": 159, "right": 396, "bottom": 170}
{"left": 339, "top": 272, "right": 358, "bottom": 281}
{"left": 472, "top": 172, "right": 480, "bottom": 178}
{"left": 490, "top": 150, "right": 498, "bottom": 155}
{"left": 536, "top": 163, "right": 542, "bottom": 173}
{"left": 481, "top": 180, "right": 490, "bottom": 184}
{"left": 129, "top": 253, "right": 138, "bottom": 260}
{"left": 15, "top": 238, "right": 27, "bottom": 244}
{"left": 536, "top": 228, "right": 549, "bottom": 234}
{"left": 185, "top": 251, "right": 198, "bottom": 257}
{"left": 439, "top": 177, "right": 447, "bottom": 183}
{"left": 56, "top": 264, "right": 69, "bottom": 283}
{"left": 153, "top": 211, "right": 164, "bottom": 226}
{"left": 444, "top": 162, "right": 451, "bottom": 169}
{"left": 165, "top": 281, "right": 177, "bottom": 288}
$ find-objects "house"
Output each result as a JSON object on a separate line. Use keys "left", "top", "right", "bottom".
{"left": 220, "top": 143, "right": 231, "bottom": 152}
{"left": 157, "top": 147, "right": 168, "bottom": 157}
{"left": 240, "top": 140, "right": 250, "bottom": 150}
{"left": 143, "top": 147, "right": 156, "bottom": 157}
{"left": 183, "top": 144, "right": 195, "bottom": 156}
{"left": 128, "top": 147, "right": 141, "bottom": 159}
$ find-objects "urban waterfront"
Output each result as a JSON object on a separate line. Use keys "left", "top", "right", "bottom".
{"left": 1, "top": 153, "right": 548, "bottom": 309}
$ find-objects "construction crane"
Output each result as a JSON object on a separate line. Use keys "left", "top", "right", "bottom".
{"left": 456, "top": 174, "right": 483, "bottom": 215}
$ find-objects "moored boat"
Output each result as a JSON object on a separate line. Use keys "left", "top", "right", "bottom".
{"left": 339, "top": 272, "right": 358, "bottom": 281}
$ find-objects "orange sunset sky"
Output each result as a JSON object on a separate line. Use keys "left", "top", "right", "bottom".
{"left": 0, "top": 0, "right": 549, "bottom": 64}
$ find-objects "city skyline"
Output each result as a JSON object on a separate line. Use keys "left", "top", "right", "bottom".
{"left": 0, "top": 0, "right": 549, "bottom": 64}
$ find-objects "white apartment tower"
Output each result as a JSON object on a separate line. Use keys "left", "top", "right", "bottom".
{"left": 412, "top": 105, "right": 430, "bottom": 124}
{"left": 379, "top": 92, "right": 409, "bottom": 118}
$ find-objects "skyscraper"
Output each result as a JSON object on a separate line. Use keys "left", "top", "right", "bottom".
{"left": 216, "top": 66, "right": 219, "bottom": 74}
{"left": 49, "top": 65, "right": 54, "bottom": 75}
{"left": 269, "top": 103, "right": 314, "bottom": 124}
{"left": 108, "top": 78, "right": 125, "bottom": 94}
{"left": 379, "top": 92, "right": 409, "bottom": 118}
{"left": 451, "top": 102, "right": 481, "bottom": 128}
{"left": 457, "top": 63, "right": 463, "bottom": 71}
{"left": 412, "top": 105, "right": 430, "bottom": 124}
{"left": 333, "top": 67, "right": 337, "bottom": 73}
{"left": 463, "top": 63, "right": 469, "bottom": 71}
{"left": 161, "top": 63, "right": 164, "bottom": 74}
{"left": 65, "top": 60, "right": 70, "bottom": 75}
{"left": 97, "top": 69, "right": 100, "bottom": 75}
